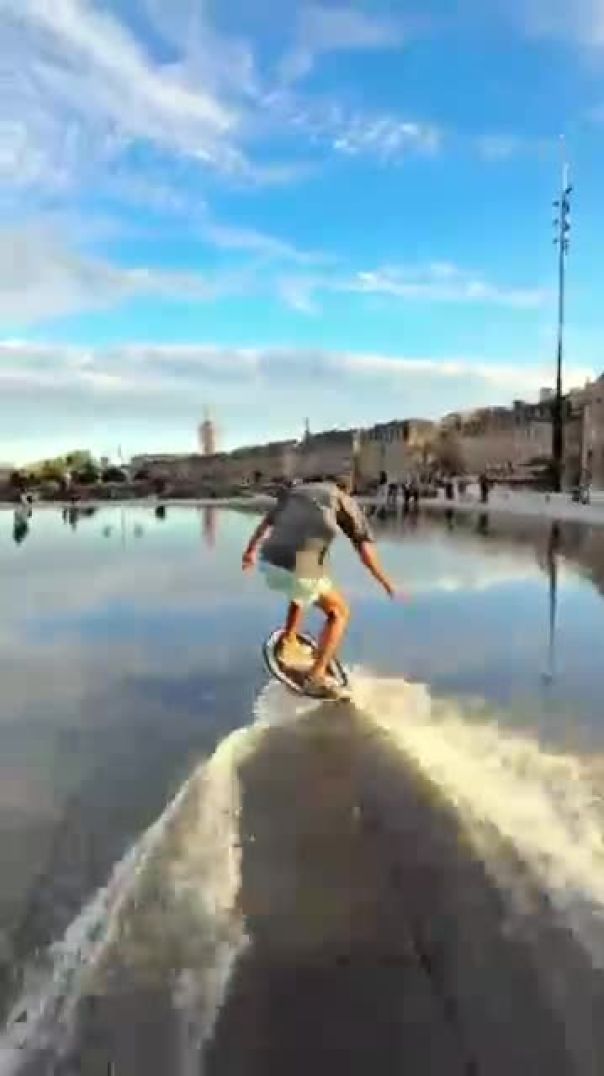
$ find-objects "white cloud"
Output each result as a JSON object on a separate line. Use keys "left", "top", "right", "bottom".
{"left": 0, "top": 221, "right": 239, "bottom": 325}
{"left": 350, "top": 265, "right": 547, "bottom": 308}
{"left": 332, "top": 116, "right": 441, "bottom": 160}
{"left": 0, "top": 339, "right": 593, "bottom": 401}
{"left": 278, "top": 276, "right": 321, "bottom": 314}
{"left": 2, "top": 0, "right": 443, "bottom": 203}
{"left": 279, "top": 3, "right": 405, "bottom": 82}
{"left": 0, "top": 216, "right": 333, "bottom": 327}
{"left": 476, "top": 135, "right": 524, "bottom": 162}
{"left": 141, "top": 0, "right": 260, "bottom": 100}
{"left": 1, "top": 0, "right": 249, "bottom": 192}
{"left": 279, "top": 262, "right": 547, "bottom": 313}
{"left": 264, "top": 89, "right": 442, "bottom": 163}
{"left": 0, "top": 118, "right": 64, "bottom": 190}
{"left": 475, "top": 133, "right": 554, "bottom": 162}
{"left": 498, "top": 0, "right": 604, "bottom": 45}
{"left": 0, "top": 339, "right": 595, "bottom": 462}
{"left": 0, "top": 219, "right": 547, "bottom": 328}
{"left": 100, "top": 169, "right": 203, "bottom": 217}
{"left": 201, "top": 220, "right": 328, "bottom": 265}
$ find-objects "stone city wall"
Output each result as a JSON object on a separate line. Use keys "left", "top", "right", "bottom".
{"left": 130, "top": 382, "right": 604, "bottom": 492}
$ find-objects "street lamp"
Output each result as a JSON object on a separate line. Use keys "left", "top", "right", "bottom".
{"left": 551, "top": 147, "right": 572, "bottom": 493}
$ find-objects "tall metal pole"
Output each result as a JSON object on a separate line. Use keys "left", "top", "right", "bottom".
{"left": 552, "top": 145, "right": 572, "bottom": 492}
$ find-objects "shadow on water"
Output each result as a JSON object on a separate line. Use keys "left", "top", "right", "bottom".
{"left": 205, "top": 706, "right": 584, "bottom": 1076}
{"left": 7, "top": 693, "right": 604, "bottom": 1076}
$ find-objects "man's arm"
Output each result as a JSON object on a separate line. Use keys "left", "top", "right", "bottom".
{"left": 242, "top": 513, "right": 273, "bottom": 570}
{"left": 336, "top": 490, "right": 398, "bottom": 597}
{"left": 357, "top": 540, "right": 395, "bottom": 597}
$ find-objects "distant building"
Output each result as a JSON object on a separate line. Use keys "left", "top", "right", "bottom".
{"left": 198, "top": 410, "right": 217, "bottom": 456}
{"left": 539, "top": 387, "right": 554, "bottom": 403}
{"left": 129, "top": 380, "right": 604, "bottom": 494}
{"left": 296, "top": 428, "right": 359, "bottom": 483}
{"left": 436, "top": 400, "right": 552, "bottom": 476}
{"left": 0, "top": 464, "right": 13, "bottom": 489}
{"left": 358, "top": 419, "right": 436, "bottom": 484}
{"left": 578, "top": 375, "right": 604, "bottom": 487}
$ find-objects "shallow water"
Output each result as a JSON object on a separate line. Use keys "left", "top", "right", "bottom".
{"left": 2, "top": 504, "right": 604, "bottom": 1073}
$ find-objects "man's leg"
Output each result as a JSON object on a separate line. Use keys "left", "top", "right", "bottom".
{"left": 281, "top": 601, "right": 304, "bottom": 645}
{"left": 277, "top": 601, "right": 314, "bottom": 666}
{"left": 308, "top": 589, "right": 350, "bottom": 682}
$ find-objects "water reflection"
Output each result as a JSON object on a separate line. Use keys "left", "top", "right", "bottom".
{"left": 13, "top": 506, "right": 31, "bottom": 546}
{"left": 62, "top": 505, "right": 79, "bottom": 531}
{"left": 543, "top": 523, "right": 560, "bottom": 685}
{"left": 101, "top": 508, "right": 146, "bottom": 547}
{"left": 4, "top": 505, "right": 604, "bottom": 790}
{"left": 3, "top": 505, "right": 604, "bottom": 1071}
{"left": 60, "top": 506, "right": 97, "bottom": 531}
{"left": 201, "top": 505, "right": 217, "bottom": 549}
{"left": 476, "top": 512, "right": 490, "bottom": 536}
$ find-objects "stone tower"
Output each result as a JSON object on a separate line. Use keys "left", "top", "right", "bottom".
{"left": 198, "top": 410, "right": 217, "bottom": 455}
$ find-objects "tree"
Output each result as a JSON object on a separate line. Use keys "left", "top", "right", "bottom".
{"left": 65, "top": 450, "right": 93, "bottom": 470}
{"left": 40, "top": 460, "right": 66, "bottom": 483}
{"left": 434, "top": 431, "right": 465, "bottom": 475}
{"left": 101, "top": 466, "right": 127, "bottom": 483}
{"left": 75, "top": 461, "right": 100, "bottom": 485}
{"left": 9, "top": 470, "right": 26, "bottom": 491}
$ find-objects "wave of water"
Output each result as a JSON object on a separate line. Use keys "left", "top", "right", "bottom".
{"left": 349, "top": 674, "right": 604, "bottom": 966}
{"left": 3, "top": 672, "right": 604, "bottom": 1072}
{"left": 0, "top": 725, "right": 253, "bottom": 1075}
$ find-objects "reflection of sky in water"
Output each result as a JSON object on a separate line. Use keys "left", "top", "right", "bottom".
{"left": 3, "top": 505, "right": 604, "bottom": 951}
{"left": 2, "top": 505, "right": 604, "bottom": 733}
{"left": 2, "top": 506, "right": 604, "bottom": 714}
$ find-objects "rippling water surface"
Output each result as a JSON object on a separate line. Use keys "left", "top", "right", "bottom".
{"left": 2, "top": 504, "right": 604, "bottom": 1074}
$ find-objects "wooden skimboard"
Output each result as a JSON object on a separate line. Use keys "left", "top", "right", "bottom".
{"left": 262, "top": 629, "right": 350, "bottom": 701}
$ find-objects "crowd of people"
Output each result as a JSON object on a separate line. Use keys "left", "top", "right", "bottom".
{"left": 370, "top": 470, "right": 493, "bottom": 518}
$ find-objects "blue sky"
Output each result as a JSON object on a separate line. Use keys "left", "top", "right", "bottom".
{"left": 2, "top": 0, "right": 604, "bottom": 463}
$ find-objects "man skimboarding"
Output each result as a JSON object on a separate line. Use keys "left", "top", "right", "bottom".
{"left": 242, "top": 476, "right": 400, "bottom": 700}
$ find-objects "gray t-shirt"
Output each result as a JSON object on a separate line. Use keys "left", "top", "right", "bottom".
{"left": 261, "top": 482, "right": 373, "bottom": 578}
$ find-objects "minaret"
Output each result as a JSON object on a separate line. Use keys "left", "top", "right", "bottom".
{"left": 198, "top": 409, "right": 217, "bottom": 455}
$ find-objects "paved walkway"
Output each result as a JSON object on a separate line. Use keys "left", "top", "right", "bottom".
{"left": 4, "top": 490, "right": 604, "bottom": 528}
{"left": 364, "top": 489, "right": 604, "bottom": 528}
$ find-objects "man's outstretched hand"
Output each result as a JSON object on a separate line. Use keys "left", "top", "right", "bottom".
{"left": 358, "top": 542, "right": 410, "bottom": 603}
{"left": 242, "top": 549, "right": 256, "bottom": 572}
{"left": 383, "top": 581, "right": 410, "bottom": 602}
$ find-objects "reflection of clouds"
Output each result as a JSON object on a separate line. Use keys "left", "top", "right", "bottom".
{"left": 2, "top": 505, "right": 604, "bottom": 922}
{"left": 0, "top": 516, "right": 266, "bottom": 932}
{"left": 0, "top": 506, "right": 592, "bottom": 727}
{"left": 331, "top": 527, "right": 568, "bottom": 599}
{"left": 0, "top": 510, "right": 267, "bottom": 738}
{"left": 0, "top": 530, "right": 546, "bottom": 659}
{"left": 0, "top": 507, "right": 574, "bottom": 661}
{"left": 0, "top": 620, "right": 262, "bottom": 723}
{"left": 411, "top": 559, "right": 571, "bottom": 595}
{"left": 0, "top": 507, "right": 253, "bottom": 639}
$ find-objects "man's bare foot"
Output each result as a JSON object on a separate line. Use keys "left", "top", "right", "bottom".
{"left": 302, "top": 672, "right": 348, "bottom": 701}
{"left": 277, "top": 635, "right": 314, "bottom": 669}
